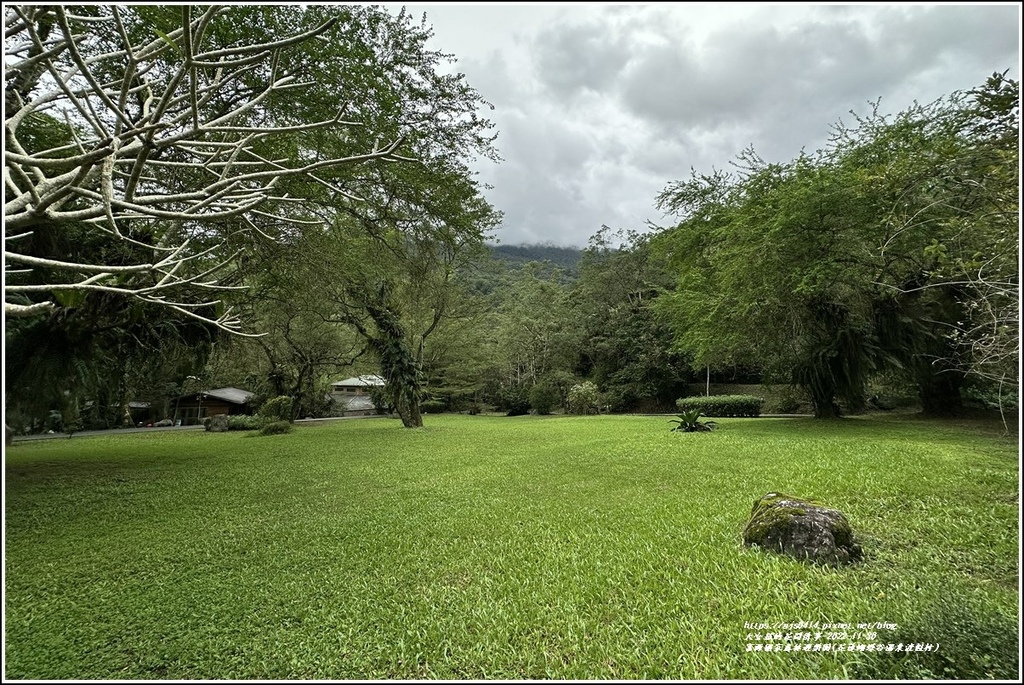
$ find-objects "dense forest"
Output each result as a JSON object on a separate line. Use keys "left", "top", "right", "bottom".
{"left": 488, "top": 244, "right": 584, "bottom": 274}
{"left": 4, "top": 6, "right": 1018, "bottom": 433}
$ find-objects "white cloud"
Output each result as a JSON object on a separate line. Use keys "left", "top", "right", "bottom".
{"left": 401, "top": 3, "right": 1021, "bottom": 247}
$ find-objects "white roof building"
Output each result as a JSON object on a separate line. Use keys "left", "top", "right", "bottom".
{"left": 329, "top": 375, "right": 385, "bottom": 415}
{"left": 331, "top": 375, "right": 386, "bottom": 390}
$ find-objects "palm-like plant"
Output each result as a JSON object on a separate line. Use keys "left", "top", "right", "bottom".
{"left": 669, "top": 409, "right": 717, "bottom": 432}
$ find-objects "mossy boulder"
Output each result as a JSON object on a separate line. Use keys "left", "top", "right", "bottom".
{"left": 743, "top": 492, "right": 862, "bottom": 566}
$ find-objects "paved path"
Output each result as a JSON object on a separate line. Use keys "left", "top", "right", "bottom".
{"left": 8, "top": 414, "right": 381, "bottom": 443}
{"left": 8, "top": 413, "right": 813, "bottom": 443}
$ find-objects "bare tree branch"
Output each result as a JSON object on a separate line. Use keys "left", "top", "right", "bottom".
{"left": 4, "top": 5, "right": 411, "bottom": 334}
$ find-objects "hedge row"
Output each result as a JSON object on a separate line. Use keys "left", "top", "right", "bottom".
{"left": 676, "top": 394, "right": 763, "bottom": 417}
{"left": 203, "top": 415, "right": 266, "bottom": 431}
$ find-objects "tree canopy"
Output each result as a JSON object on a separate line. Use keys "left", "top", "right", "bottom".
{"left": 4, "top": 4, "right": 500, "bottom": 429}
{"left": 3, "top": 4, "right": 495, "bottom": 329}
{"left": 652, "top": 72, "right": 1019, "bottom": 417}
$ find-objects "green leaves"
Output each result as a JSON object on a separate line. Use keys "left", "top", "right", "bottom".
{"left": 652, "top": 73, "right": 1019, "bottom": 416}
{"left": 668, "top": 409, "right": 717, "bottom": 432}
{"left": 52, "top": 290, "right": 86, "bottom": 309}
{"left": 152, "top": 27, "right": 183, "bottom": 58}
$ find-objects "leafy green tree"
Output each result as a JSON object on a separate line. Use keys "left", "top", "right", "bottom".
{"left": 4, "top": 5, "right": 413, "bottom": 328}
{"left": 203, "top": 279, "right": 368, "bottom": 419}
{"left": 653, "top": 149, "right": 881, "bottom": 417}
{"left": 879, "top": 73, "right": 1018, "bottom": 396}
{"left": 528, "top": 381, "right": 560, "bottom": 415}
{"left": 273, "top": 173, "right": 498, "bottom": 428}
{"left": 484, "top": 263, "right": 582, "bottom": 407}
{"left": 653, "top": 75, "right": 1018, "bottom": 417}
{"left": 4, "top": 298, "right": 215, "bottom": 431}
{"left": 5, "top": 5, "right": 501, "bottom": 431}
{"left": 225, "top": 5, "right": 502, "bottom": 428}
{"left": 829, "top": 72, "right": 1019, "bottom": 413}
{"left": 572, "top": 227, "right": 691, "bottom": 411}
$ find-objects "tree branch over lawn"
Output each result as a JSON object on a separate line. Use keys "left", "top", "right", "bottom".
{"left": 4, "top": 5, "right": 409, "bottom": 331}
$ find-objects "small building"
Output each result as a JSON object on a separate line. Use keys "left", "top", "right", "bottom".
{"left": 173, "top": 387, "right": 256, "bottom": 425}
{"left": 128, "top": 400, "right": 155, "bottom": 426}
{"left": 329, "top": 375, "right": 385, "bottom": 416}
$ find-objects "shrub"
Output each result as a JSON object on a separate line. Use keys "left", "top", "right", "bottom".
{"left": 962, "top": 376, "right": 1019, "bottom": 411}
{"left": 600, "top": 385, "right": 640, "bottom": 413}
{"left": 529, "top": 382, "right": 559, "bottom": 415}
{"left": 775, "top": 396, "right": 802, "bottom": 413}
{"left": 258, "top": 420, "right": 293, "bottom": 436}
{"left": 567, "top": 381, "right": 602, "bottom": 415}
{"left": 493, "top": 385, "right": 531, "bottom": 416}
{"left": 258, "top": 396, "right": 293, "bottom": 422}
{"left": 669, "top": 409, "right": 717, "bottom": 432}
{"left": 420, "top": 399, "right": 447, "bottom": 414}
{"left": 44, "top": 411, "right": 64, "bottom": 433}
{"left": 505, "top": 402, "right": 531, "bottom": 417}
{"left": 204, "top": 414, "right": 229, "bottom": 432}
{"left": 770, "top": 386, "right": 806, "bottom": 413}
{"left": 227, "top": 415, "right": 264, "bottom": 431}
{"left": 676, "top": 394, "right": 763, "bottom": 417}
{"left": 369, "top": 387, "right": 393, "bottom": 414}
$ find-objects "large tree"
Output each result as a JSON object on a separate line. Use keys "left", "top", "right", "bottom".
{"left": 653, "top": 75, "right": 1018, "bottom": 417}
{"left": 572, "top": 226, "right": 690, "bottom": 411}
{"left": 206, "top": 4, "right": 502, "bottom": 428}
{"left": 4, "top": 5, "right": 416, "bottom": 328}
{"left": 276, "top": 183, "right": 497, "bottom": 428}
{"left": 5, "top": 5, "right": 500, "bottom": 429}
{"left": 485, "top": 262, "right": 581, "bottom": 408}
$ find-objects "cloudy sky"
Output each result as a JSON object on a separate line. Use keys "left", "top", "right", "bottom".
{"left": 394, "top": 2, "right": 1020, "bottom": 248}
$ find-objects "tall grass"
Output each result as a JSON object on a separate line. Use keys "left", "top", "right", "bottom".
{"left": 4, "top": 415, "right": 1018, "bottom": 679}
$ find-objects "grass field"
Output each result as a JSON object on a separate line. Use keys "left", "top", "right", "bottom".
{"left": 4, "top": 414, "right": 1019, "bottom": 680}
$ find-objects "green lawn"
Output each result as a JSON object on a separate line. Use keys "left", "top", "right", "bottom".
{"left": 4, "top": 414, "right": 1019, "bottom": 680}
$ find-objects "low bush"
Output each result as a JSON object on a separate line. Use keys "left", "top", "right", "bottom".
{"left": 227, "top": 415, "right": 264, "bottom": 431}
{"left": 529, "top": 382, "right": 560, "bottom": 415}
{"left": 566, "top": 381, "right": 603, "bottom": 415}
{"left": 493, "top": 385, "right": 531, "bottom": 417}
{"left": 368, "top": 387, "right": 393, "bottom": 414}
{"left": 258, "top": 420, "right": 293, "bottom": 436}
{"left": 204, "top": 414, "right": 229, "bottom": 432}
{"left": 258, "top": 396, "right": 293, "bottom": 422}
{"left": 669, "top": 409, "right": 717, "bottom": 432}
{"left": 962, "top": 376, "right": 1019, "bottom": 411}
{"left": 603, "top": 386, "right": 640, "bottom": 413}
{"left": 676, "top": 394, "right": 763, "bottom": 417}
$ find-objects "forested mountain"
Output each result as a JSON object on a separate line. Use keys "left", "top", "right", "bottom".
{"left": 487, "top": 243, "right": 584, "bottom": 274}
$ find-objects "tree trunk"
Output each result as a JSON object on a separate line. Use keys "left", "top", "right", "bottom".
{"left": 365, "top": 301, "right": 424, "bottom": 429}
{"left": 808, "top": 383, "right": 842, "bottom": 419}
{"left": 395, "top": 395, "right": 423, "bottom": 428}
{"left": 917, "top": 368, "right": 965, "bottom": 416}
{"left": 813, "top": 400, "right": 842, "bottom": 419}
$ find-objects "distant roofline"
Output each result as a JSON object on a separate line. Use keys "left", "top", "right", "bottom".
{"left": 176, "top": 387, "right": 256, "bottom": 404}
{"left": 331, "top": 374, "right": 385, "bottom": 387}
